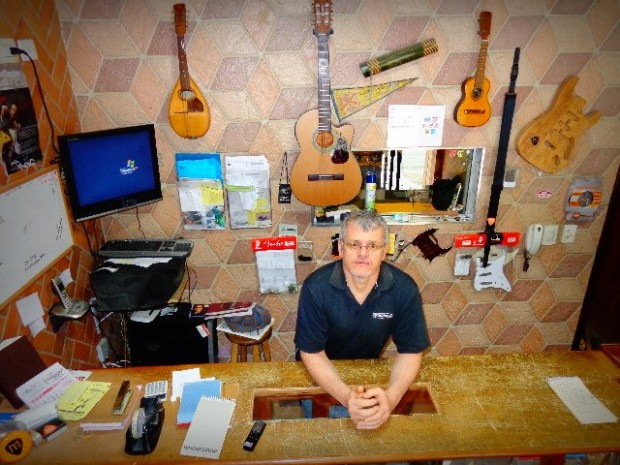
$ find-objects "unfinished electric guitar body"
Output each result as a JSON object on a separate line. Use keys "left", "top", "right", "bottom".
{"left": 516, "top": 76, "right": 600, "bottom": 173}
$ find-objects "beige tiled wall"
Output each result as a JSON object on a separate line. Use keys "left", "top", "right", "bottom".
{"left": 2, "top": 1, "right": 618, "bottom": 368}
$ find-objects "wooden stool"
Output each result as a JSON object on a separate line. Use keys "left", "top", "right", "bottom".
{"left": 226, "top": 327, "right": 272, "bottom": 362}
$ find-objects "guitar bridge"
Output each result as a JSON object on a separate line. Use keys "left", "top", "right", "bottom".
{"left": 464, "top": 109, "right": 486, "bottom": 114}
{"left": 307, "top": 174, "right": 345, "bottom": 181}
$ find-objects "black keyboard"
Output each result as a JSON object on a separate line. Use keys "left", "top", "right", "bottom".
{"left": 99, "top": 239, "right": 193, "bottom": 258}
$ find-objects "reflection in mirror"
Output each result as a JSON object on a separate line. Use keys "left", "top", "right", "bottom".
{"left": 313, "top": 147, "right": 484, "bottom": 226}
{"left": 253, "top": 386, "right": 437, "bottom": 421}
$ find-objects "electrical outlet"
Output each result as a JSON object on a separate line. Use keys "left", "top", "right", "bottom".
{"left": 561, "top": 224, "right": 578, "bottom": 243}
{"left": 0, "top": 38, "right": 19, "bottom": 64}
{"left": 16, "top": 39, "right": 38, "bottom": 60}
{"left": 504, "top": 168, "right": 518, "bottom": 188}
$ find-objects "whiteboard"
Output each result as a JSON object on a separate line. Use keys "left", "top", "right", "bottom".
{"left": 0, "top": 166, "right": 74, "bottom": 307}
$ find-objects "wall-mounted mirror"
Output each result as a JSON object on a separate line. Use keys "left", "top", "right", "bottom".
{"left": 313, "top": 147, "right": 484, "bottom": 226}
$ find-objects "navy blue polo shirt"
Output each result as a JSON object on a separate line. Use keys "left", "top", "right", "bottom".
{"left": 295, "top": 260, "right": 430, "bottom": 359}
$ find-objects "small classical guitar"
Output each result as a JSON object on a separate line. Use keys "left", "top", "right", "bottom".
{"left": 516, "top": 75, "right": 600, "bottom": 173}
{"left": 455, "top": 11, "right": 492, "bottom": 127}
{"left": 290, "top": 0, "right": 361, "bottom": 206}
{"left": 169, "top": 3, "right": 210, "bottom": 139}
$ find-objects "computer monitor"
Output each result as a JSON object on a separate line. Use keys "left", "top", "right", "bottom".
{"left": 58, "top": 124, "right": 163, "bottom": 222}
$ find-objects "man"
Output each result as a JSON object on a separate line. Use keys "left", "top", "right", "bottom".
{"left": 295, "top": 210, "right": 430, "bottom": 430}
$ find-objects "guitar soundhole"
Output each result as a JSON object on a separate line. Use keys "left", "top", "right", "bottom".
{"left": 473, "top": 88, "right": 482, "bottom": 99}
{"left": 316, "top": 132, "right": 334, "bottom": 149}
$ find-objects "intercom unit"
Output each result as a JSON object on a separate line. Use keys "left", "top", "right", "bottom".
{"left": 525, "top": 224, "right": 543, "bottom": 255}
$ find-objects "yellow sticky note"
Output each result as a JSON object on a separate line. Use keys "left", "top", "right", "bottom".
{"left": 200, "top": 185, "right": 224, "bottom": 205}
{"left": 57, "top": 381, "right": 111, "bottom": 421}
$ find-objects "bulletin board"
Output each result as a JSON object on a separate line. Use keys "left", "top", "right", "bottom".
{"left": 0, "top": 166, "right": 74, "bottom": 308}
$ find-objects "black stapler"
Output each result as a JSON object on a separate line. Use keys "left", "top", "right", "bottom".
{"left": 125, "top": 397, "right": 165, "bottom": 455}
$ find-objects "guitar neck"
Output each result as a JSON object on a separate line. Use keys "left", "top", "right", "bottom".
{"left": 316, "top": 33, "right": 331, "bottom": 135}
{"left": 474, "top": 39, "right": 488, "bottom": 91}
{"left": 177, "top": 36, "right": 192, "bottom": 92}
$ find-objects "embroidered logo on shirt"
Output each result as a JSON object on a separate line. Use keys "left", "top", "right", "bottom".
{"left": 372, "top": 312, "right": 393, "bottom": 319}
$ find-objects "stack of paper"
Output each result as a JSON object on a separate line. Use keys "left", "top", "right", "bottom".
{"left": 547, "top": 376, "right": 617, "bottom": 424}
{"left": 180, "top": 396, "right": 236, "bottom": 459}
{"left": 177, "top": 378, "right": 222, "bottom": 427}
{"left": 16, "top": 362, "right": 77, "bottom": 408}
{"left": 74, "top": 384, "right": 142, "bottom": 432}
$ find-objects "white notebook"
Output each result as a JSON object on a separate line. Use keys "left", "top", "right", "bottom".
{"left": 547, "top": 376, "right": 617, "bottom": 424}
{"left": 180, "top": 396, "right": 236, "bottom": 459}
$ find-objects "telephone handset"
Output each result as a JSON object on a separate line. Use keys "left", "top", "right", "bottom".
{"left": 51, "top": 276, "right": 89, "bottom": 318}
{"left": 525, "top": 224, "right": 543, "bottom": 255}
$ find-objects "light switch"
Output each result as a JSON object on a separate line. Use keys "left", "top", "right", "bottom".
{"left": 542, "top": 224, "right": 559, "bottom": 245}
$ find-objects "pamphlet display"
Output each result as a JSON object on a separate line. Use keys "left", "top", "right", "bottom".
{"left": 175, "top": 153, "right": 226, "bottom": 230}
{"left": 224, "top": 155, "right": 272, "bottom": 229}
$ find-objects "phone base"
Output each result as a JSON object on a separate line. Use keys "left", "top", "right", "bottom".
{"left": 51, "top": 301, "right": 89, "bottom": 319}
{"left": 49, "top": 302, "right": 89, "bottom": 333}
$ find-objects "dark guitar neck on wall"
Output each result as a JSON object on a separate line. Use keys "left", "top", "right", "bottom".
{"left": 290, "top": 0, "right": 361, "bottom": 207}
{"left": 455, "top": 11, "right": 492, "bottom": 128}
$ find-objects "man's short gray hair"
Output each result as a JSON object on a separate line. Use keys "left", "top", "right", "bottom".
{"left": 340, "top": 210, "right": 389, "bottom": 244}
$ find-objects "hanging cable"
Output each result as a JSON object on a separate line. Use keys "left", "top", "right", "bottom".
{"left": 10, "top": 46, "right": 61, "bottom": 159}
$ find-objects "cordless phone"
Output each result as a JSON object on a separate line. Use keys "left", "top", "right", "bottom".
{"left": 50, "top": 276, "right": 89, "bottom": 319}
{"left": 51, "top": 276, "right": 73, "bottom": 309}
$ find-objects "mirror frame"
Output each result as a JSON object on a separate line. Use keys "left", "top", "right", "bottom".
{"left": 312, "top": 147, "right": 484, "bottom": 226}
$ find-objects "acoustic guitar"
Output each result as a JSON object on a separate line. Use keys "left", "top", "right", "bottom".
{"left": 516, "top": 75, "right": 600, "bottom": 173}
{"left": 290, "top": 0, "right": 361, "bottom": 206}
{"left": 455, "top": 11, "right": 492, "bottom": 128}
{"left": 169, "top": 3, "right": 210, "bottom": 139}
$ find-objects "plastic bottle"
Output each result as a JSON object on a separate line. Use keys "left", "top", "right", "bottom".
{"left": 365, "top": 171, "right": 377, "bottom": 211}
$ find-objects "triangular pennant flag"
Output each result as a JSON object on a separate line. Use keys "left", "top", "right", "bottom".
{"left": 331, "top": 78, "right": 416, "bottom": 122}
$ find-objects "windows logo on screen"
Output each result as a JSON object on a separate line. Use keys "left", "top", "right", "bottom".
{"left": 120, "top": 159, "right": 138, "bottom": 175}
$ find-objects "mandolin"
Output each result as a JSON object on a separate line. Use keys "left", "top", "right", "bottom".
{"left": 169, "top": 3, "right": 210, "bottom": 139}
{"left": 516, "top": 75, "right": 600, "bottom": 173}
{"left": 455, "top": 11, "right": 492, "bottom": 128}
{"left": 290, "top": 0, "right": 361, "bottom": 206}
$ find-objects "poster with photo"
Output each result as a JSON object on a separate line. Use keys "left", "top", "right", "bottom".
{"left": 0, "top": 86, "right": 43, "bottom": 175}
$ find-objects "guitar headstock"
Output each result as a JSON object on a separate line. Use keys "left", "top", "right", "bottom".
{"left": 478, "top": 11, "right": 492, "bottom": 40}
{"left": 173, "top": 3, "right": 187, "bottom": 37}
{"left": 312, "top": 0, "right": 333, "bottom": 35}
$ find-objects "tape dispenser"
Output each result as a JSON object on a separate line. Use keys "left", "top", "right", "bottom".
{"left": 0, "top": 421, "right": 33, "bottom": 464}
{"left": 125, "top": 397, "right": 164, "bottom": 455}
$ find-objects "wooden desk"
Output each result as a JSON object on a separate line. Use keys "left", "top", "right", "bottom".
{"left": 19, "top": 351, "right": 620, "bottom": 464}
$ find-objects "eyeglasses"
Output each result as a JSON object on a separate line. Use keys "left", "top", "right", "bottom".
{"left": 341, "top": 241, "right": 386, "bottom": 252}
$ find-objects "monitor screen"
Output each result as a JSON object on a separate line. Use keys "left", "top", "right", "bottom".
{"left": 58, "top": 124, "right": 163, "bottom": 222}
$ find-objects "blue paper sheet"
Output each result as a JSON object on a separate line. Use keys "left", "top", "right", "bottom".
{"left": 176, "top": 378, "right": 222, "bottom": 427}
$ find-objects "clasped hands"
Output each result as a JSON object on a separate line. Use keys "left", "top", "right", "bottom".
{"left": 346, "top": 385, "right": 395, "bottom": 429}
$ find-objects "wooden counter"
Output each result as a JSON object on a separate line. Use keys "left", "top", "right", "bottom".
{"left": 18, "top": 351, "right": 620, "bottom": 464}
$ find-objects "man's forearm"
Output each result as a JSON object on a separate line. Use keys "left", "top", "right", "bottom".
{"left": 299, "top": 350, "right": 352, "bottom": 407}
{"left": 385, "top": 352, "right": 424, "bottom": 408}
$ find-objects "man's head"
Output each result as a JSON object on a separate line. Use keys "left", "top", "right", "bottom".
{"left": 338, "top": 210, "right": 388, "bottom": 280}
